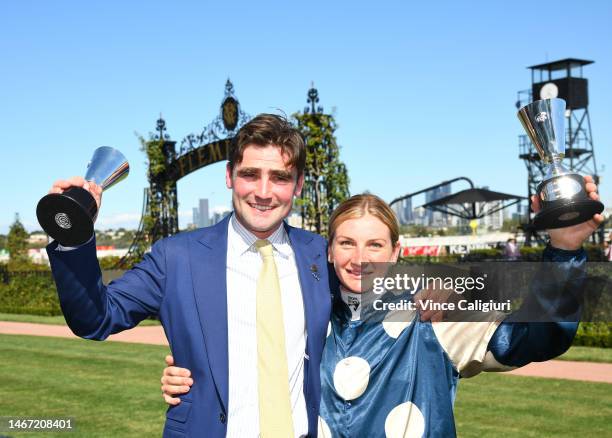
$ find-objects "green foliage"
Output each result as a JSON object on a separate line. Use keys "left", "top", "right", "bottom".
{"left": 516, "top": 244, "right": 604, "bottom": 261}
{"left": 99, "top": 256, "right": 123, "bottom": 270}
{"left": 140, "top": 135, "right": 166, "bottom": 251}
{"left": 130, "top": 135, "right": 178, "bottom": 268}
{"left": 141, "top": 136, "right": 167, "bottom": 177}
{"left": 400, "top": 224, "right": 431, "bottom": 237}
{"left": 0, "top": 234, "right": 7, "bottom": 250}
{"left": 464, "top": 248, "right": 503, "bottom": 260}
{"left": 119, "top": 135, "right": 173, "bottom": 267}
{"left": 399, "top": 255, "right": 462, "bottom": 264}
{"left": 0, "top": 270, "right": 60, "bottom": 316}
{"left": 519, "top": 245, "right": 545, "bottom": 261}
{"left": 0, "top": 261, "right": 130, "bottom": 315}
{"left": 573, "top": 322, "right": 612, "bottom": 348}
{"left": 95, "top": 229, "right": 136, "bottom": 248}
{"left": 293, "top": 111, "right": 349, "bottom": 236}
{"left": 7, "top": 214, "right": 29, "bottom": 268}
{"left": 583, "top": 243, "right": 607, "bottom": 261}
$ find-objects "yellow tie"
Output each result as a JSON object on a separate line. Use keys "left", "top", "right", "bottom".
{"left": 255, "top": 239, "right": 294, "bottom": 438}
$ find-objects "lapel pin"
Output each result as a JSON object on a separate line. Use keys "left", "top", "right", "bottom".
{"left": 310, "top": 264, "right": 320, "bottom": 281}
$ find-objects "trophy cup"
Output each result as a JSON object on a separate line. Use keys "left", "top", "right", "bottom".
{"left": 36, "top": 147, "right": 129, "bottom": 246}
{"left": 517, "top": 98, "right": 603, "bottom": 229}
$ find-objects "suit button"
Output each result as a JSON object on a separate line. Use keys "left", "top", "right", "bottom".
{"left": 219, "top": 413, "right": 226, "bottom": 424}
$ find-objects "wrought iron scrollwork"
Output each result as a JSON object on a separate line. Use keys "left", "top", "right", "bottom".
{"left": 119, "top": 80, "right": 252, "bottom": 267}
{"left": 178, "top": 79, "right": 250, "bottom": 156}
{"left": 304, "top": 82, "right": 324, "bottom": 114}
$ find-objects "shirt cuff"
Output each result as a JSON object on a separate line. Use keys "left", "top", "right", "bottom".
{"left": 53, "top": 235, "right": 95, "bottom": 251}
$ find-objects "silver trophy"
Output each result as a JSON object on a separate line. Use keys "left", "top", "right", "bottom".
{"left": 36, "top": 147, "right": 129, "bottom": 246}
{"left": 517, "top": 98, "right": 603, "bottom": 229}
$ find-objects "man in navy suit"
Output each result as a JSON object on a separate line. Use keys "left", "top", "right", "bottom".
{"left": 47, "top": 114, "right": 332, "bottom": 437}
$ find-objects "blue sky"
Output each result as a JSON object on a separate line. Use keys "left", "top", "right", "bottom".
{"left": 1, "top": 0, "right": 611, "bottom": 233}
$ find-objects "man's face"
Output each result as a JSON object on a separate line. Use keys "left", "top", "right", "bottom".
{"left": 226, "top": 144, "right": 304, "bottom": 239}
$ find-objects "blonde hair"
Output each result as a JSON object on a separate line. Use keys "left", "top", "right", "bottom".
{"left": 328, "top": 194, "right": 399, "bottom": 245}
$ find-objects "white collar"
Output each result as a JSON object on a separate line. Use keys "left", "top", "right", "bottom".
{"left": 229, "top": 213, "right": 290, "bottom": 257}
{"left": 340, "top": 286, "right": 362, "bottom": 321}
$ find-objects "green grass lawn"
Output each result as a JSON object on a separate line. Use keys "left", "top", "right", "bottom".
{"left": 455, "top": 373, "right": 612, "bottom": 437}
{"left": 3, "top": 313, "right": 611, "bottom": 362}
{"left": 1, "top": 334, "right": 611, "bottom": 437}
{"left": 557, "top": 345, "right": 612, "bottom": 363}
{"left": 0, "top": 334, "right": 169, "bottom": 437}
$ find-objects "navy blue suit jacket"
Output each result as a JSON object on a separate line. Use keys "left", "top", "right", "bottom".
{"left": 47, "top": 215, "right": 332, "bottom": 437}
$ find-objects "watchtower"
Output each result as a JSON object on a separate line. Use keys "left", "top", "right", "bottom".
{"left": 516, "top": 58, "right": 600, "bottom": 243}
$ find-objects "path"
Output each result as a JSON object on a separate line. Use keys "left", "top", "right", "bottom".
{"left": 2, "top": 321, "right": 611, "bottom": 384}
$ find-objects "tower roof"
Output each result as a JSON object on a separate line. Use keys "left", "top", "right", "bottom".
{"left": 528, "top": 58, "right": 593, "bottom": 71}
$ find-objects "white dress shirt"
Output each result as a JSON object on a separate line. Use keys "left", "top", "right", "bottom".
{"left": 226, "top": 214, "right": 308, "bottom": 438}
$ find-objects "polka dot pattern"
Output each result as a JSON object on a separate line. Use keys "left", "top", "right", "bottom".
{"left": 333, "top": 356, "right": 370, "bottom": 400}
{"left": 382, "top": 310, "right": 413, "bottom": 338}
{"left": 384, "top": 401, "right": 425, "bottom": 438}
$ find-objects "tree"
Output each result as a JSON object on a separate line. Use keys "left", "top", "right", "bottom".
{"left": 7, "top": 213, "right": 29, "bottom": 268}
{"left": 293, "top": 86, "right": 350, "bottom": 237}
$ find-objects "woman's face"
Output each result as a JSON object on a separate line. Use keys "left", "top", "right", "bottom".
{"left": 329, "top": 213, "right": 400, "bottom": 294}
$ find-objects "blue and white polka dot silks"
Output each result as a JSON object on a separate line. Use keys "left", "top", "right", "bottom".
{"left": 319, "top": 290, "right": 505, "bottom": 438}
{"left": 318, "top": 246, "right": 585, "bottom": 437}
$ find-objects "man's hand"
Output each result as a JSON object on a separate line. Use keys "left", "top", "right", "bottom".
{"left": 49, "top": 176, "right": 103, "bottom": 213}
{"left": 161, "top": 355, "right": 193, "bottom": 406}
{"left": 533, "top": 175, "right": 604, "bottom": 251}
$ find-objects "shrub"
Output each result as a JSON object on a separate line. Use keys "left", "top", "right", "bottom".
{"left": 0, "top": 270, "right": 60, "bottom": 316}
{"left": 99, "top": 256, "right": 122, "bottom": 270}
{"left": 573, "top": 322, "right": 612, "bottom": 348}
{"left": 0, "top": 260, "right": 124, "bottom": 316}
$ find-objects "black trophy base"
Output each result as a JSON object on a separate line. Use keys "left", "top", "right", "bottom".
{"left": 36, "top": 187, "right": 98, "bottom": 246}
{"left": 533, "top": 198, "right": 604, "bottom": 230}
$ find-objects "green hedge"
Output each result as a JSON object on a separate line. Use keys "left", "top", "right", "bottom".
{"left": 99, "top": 256, "right": 122, "bottom": 270}
{"left": 0, "top": 270, "right": 60, "bottom": 316}
{"left": 0, "top": 257, "right": 123, "bottom": 316}
{"left": 573, "top": 322, "right": 612, "bottom": 348}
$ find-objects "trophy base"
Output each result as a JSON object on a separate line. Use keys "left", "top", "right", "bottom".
{"left": 533, "top": 198, "right": 604, "bottom": 230}
{"left": 36, "top": 187, "right": 98, "bottom": 246}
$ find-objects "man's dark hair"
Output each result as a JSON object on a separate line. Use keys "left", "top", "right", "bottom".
{"left": 229, "top": 113, "right": 306, "bottom": 177}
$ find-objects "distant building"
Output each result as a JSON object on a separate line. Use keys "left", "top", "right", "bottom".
{"left": 393, "top": 198, "right": 413, "bottom": 225}
{"left": 411, "top": 206, "right": 428, "bottom": 227}
{"left": 28, "top": 233, "right": 48, "bottom": 245}
{"left": 198, "top": 199, "right": 210, "bottom": 228}
{"left": 424, "top": 185, "right": 451, "bottom": 227}
{"left": 482, "top": 200, "right": 504, "bottom": 230}
{"left": 192, "top": 208, "right": 200, "bottom": 228}
{"left": 478, "top": 186, "right": 505, "bottom": 231}
{"left": 211, "top": 208, "right": 231, "bottom": 225}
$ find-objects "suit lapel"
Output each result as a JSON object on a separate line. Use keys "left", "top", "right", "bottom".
{"left": 190, "top": 216, "right": 230, "bottom": 412}
{"left": 285, "top": 224, "right": 322, "bottom": 351}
